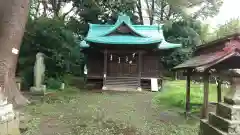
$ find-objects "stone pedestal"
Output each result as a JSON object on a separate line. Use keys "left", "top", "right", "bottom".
{"left": 200, "top": 77, "right": 240, "bottom": 135}
{"left": 30, "top": 85, "right": 46, "bottom": 95}
{"left": 0, "top": 99, "right": 20, "bottom": 135}
{"left": 102, "top": 85, "right": 107, "bottom": 90}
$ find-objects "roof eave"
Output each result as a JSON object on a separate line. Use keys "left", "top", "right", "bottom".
{"left": 85, "top": 38, "right": 162, "bottom": 45}
{"left": 158, "top": 40, "right": 182, "bottom": 50}
{"left": 174, "top": 51, "right": 238, "bottom": 72}
{"left": 196, "top": 32, "right": 240, "bottom": 50}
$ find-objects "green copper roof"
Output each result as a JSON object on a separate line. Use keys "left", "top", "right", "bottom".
{"left": 100, "top": 15, "right": 147, "bottom": 37}
{"left": 158, "top": 40, "right": 182, "bottom": 49}
{"left": 80, "top": 14, "right": 182, "bottom": 49}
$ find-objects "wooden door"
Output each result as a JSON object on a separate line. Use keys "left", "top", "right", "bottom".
{"left": 107, "top": 53, "right": 138, "bottom": 77}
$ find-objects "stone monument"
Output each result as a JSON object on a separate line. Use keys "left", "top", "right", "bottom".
{"left": 0, "top": 87, "right": 20, "bottom": 135}
{"left": 30, "top": 52, "right": 46, "bottom": 95}
{"left": 200, "top": 70, "right": 240, "bottom": 135}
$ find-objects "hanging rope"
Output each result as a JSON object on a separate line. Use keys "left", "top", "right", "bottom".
{"left": 108, "top": 52, "right": 137, "bottom": 64}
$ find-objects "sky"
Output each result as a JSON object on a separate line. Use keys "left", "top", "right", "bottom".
{"left": 207, "top": 0, "right": 240, "bottom": 27}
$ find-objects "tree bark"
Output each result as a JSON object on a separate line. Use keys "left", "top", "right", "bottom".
{"left": 42, "top": 0, "right": 48, "bottom": 17}
{"left": 149, "top": 0, "right": 155, "bottom": 25}
{"left": 136, "top": 0, "right": 144, "bottom": 25}
{"left": 0, "top": 0, "right": 30, "bottom": 107}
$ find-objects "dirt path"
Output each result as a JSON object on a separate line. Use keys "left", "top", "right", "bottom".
{"left": 23, "top": 91, "right": 199, "bottom": 135}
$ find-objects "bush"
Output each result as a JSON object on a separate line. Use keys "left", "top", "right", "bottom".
{"left": 45, "top": 78, "right": 62, "bottom": 90}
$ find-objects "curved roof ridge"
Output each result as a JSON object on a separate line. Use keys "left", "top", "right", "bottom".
{"left": 100, "top": 15, "right": 147, "bottom": 37}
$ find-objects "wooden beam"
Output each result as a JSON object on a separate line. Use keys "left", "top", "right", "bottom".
{"left": 201, "top": 72, "right": 209, "bottom": 119}
{"left": 103, "top": 49, "right": 108, "bottom": 87}
{"left": 217, "top": 77, "right": 222, "bottom": 103}
{"left": 138, "top": 51, "right": 142, "bottom": 89}
{"left": 185, "top": 73, "right": 191, "bottom": 117}
{"left": 100, "top": 49, "right": 147, "bottom": 54}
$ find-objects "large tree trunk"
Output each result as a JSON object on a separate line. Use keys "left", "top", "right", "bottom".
{"left": 0, "top": 0, "right": 30, "bottom": 107}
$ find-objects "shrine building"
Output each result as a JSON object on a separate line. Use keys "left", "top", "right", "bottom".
{"left": 80, "top": 14, "right": 181, "bottom": 91}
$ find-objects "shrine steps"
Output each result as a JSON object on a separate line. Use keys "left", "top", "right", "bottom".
{"left": 104, "top": 77, "right": 139, "bottom": 91}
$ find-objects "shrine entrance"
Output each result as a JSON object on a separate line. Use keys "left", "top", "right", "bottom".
{"left": 107, "top": 52, "right": 138, "bottom": 77}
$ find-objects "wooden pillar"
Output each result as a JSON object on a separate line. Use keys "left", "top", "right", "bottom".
{"left": 185, "top": 72, "right": 191, "bottom": 117}
{"left": 201, "top": 72, "right": 209, "bottom": 119}
{"left": 103, "top": 49, "right": 108, "bottom": 89}
{"left": 217, "top": 77, "right": 222, "bottom": 103}
{"left": 137, "top": 51, "right": 142, "bottom": 91}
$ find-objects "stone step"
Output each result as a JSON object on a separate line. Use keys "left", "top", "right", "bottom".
{"left": 106, "top": 77, "right": 138, "bottom": 80}
{"left": 106, "top": 79, "right": 138, "bottom": 83}
{"left": 106, "top": 82, "right": 138, "bottom": 86}
{"left": 105, "top": 82, "right": 138, "bottom": 86}
{"left": 104, "top": 85, "right": 138, "bottom": 91}
{"left": 209, "top": 112, "right": 240, "bottom": 134}
{"left": 216, "top": 103, "right": 240, "bottom": 120}
{"left": 106, "top": 81, "right": 138, "bottom": 84}
{"left": 200, "top": 119, "right": 227, "bottom": 135}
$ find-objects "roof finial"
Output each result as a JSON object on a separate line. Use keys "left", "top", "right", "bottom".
{"left": 116, "top": 13, "right": 131, "bottom": 25}
{"left": 118, "top": 12, "right": 125, "bottom": 16}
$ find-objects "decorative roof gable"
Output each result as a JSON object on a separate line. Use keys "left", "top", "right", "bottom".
{"left": 80, "top": 14, "right": 181, "bottom": 49}
{"left": 100, "top": 15, "right": 146, "bottom": 37}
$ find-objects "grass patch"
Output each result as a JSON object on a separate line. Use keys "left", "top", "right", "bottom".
{"left": 153, "top": 80, "right": 229, "bottom": 112}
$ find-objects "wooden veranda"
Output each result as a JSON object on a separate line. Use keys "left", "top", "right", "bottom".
{"left": 174, "top": 33, "right": 240, "bottom": 119}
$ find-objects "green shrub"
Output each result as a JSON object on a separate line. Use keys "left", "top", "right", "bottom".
{"left": 45, "top": 78, "right": 62, "bottom": 90}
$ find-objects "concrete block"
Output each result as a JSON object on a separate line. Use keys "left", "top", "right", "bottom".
{"left": 216, "top": 103, "right": 240, "bottom": 121}
{"left": 200, "top": 119, "right": 227, "bottom": 135}
{"left": 209, "top": 112, "right": 240, "bottom": 134}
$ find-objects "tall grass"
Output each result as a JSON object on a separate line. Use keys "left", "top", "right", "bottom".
{"left": 153, "top": 80, "right": 229, "bottom": 112}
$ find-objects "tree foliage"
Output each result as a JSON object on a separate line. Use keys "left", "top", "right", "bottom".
{"left": 17, "top": 0, "right": 224, "bottom": 88}
{"left": 215, "top": 18, "right": 240, "bottom": 38}
{"left": 18, "top": 17, "right": 83, "bottom": 89}
{"left": 161, "top": 18, "right": 202, "bottom": 68}
{"left": 200, "top": 18, "right": 240, "bottom": 43}
{"left": 142, "top": 0, "right": 223, "bottom": 24}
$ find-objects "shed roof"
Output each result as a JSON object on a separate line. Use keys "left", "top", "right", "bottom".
{"left": 174, "top": 34, "right": 240, "bottom": 72}
{"left": 174, "top": 50, "right": 238, "bottom": 71}
{"left": 80, "top": 14, "right": 181, "bottom": 49}
{"left": 196, "top": 33, "right": 240, "bottom": 51}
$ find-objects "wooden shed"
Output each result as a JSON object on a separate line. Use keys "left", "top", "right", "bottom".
{"left": 174, "top": 33, "right": 240, "bottom": 118}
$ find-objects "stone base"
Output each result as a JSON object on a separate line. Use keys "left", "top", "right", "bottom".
{"left": 200, "top": 102, "right": 240, "bottom": 135}
{"left": 102, "top": 86, "right": 107, "bottom": 90}
{"left": 0, "top": 113, "right": 20, "bottom": 135}
{"left": 200, "top": 120, "right": 227, "bottom": 135}
{"left": 137, "top": 87, "right": 142, "bottom": 92}
{"left": 200, "top": 77, "right": 240, "bottom": 135}
{"left": 0, "top": 104, "right": 14, "bottom": 117}
{"left": 30, "top": 86, "right": 46, "bottom": 95}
